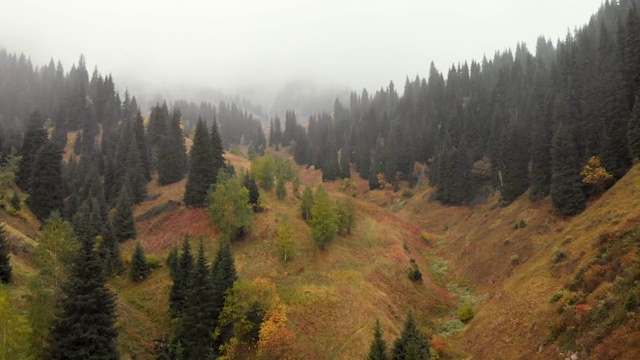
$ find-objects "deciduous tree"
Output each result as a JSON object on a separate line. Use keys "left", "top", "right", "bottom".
{"left": 311, "top": 185, "right": 338, "bottom": 250}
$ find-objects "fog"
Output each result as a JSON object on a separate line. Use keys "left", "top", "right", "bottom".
{"left": 1, "top": 0, "right": 602, "bottom": 113}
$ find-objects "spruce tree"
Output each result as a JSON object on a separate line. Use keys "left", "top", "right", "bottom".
{"left": 211, "top": 119, "right": 225, "bottom": 172}
{"left": 500, "top": 125, "right": 530, "bottom": 203}
{"left": 49, "top": 235, "right": 119, "bottom": 360}
{"left": 176, "top": 241, "right": 216, "bottom": 360}
{"left": 147, "top": 103, "right": 169, "bottom": 154}
{"left": 16, "top": 110, "right": 48, "bottom": 191}
{"left": 166, "top": 245, "right": 179, "bottom": 278}
{"left": 123, "top": 128, "right": 147, "bottom": 204}
{"left": 243, "top": 171, "right": 260, "bottom": 211}
{"left": 368, "top": 319, "right": 389, "bottom": 360}
{"left": 0, "top": 222, "right": 12, "bottom": 284}
{"left": 130, "top": 241, "right": 149, "bottom": 282}
{"left": 27, "top": 141, "right": 64, "bottom": 222}
{"left": 169, "top": 240, "right": 194, "bottom": 318}
{"left": 184, "top": 119, "right": 216, "bottom": 207}
{"left": 111, "top": 185, "right": 136, "bottom": 242}
{"left": 210, "top": 241, "right": 237, "bottom": 340}
{"left": 51, "top": 105, "right": 68, "bottom": 149}
{"left": 273, "top": 116, "right": 283, "bottom": 146}
{"left": 340, "top": 137, "right": 352, "bottom": 179}
{"left": 391, "top": 312, "right": 430, "bottom": 360}
{"left": 550, "top": 125, "right": 585, "bottom": 216}
{"left": 158, "top": 110, "right": 188, "bottom": 185}
{"left": 133, "top": 110, "right": 151, "bottom": 181}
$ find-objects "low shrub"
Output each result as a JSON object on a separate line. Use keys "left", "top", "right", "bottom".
{"left": 457, "top": 305, "right": 475, "bottom": 324}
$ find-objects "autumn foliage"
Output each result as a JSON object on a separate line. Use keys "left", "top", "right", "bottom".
{"left": 257, "top": 298, "right": 296, "bottom": 360}
{"left": 580, "top": 156, "right": 614, "bottom": 195}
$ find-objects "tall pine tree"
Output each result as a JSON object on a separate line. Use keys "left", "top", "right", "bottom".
{"left": 158, "top": 109, "right": 188, "bottom": 185}
{"left": 49, "top": 235, "right": 119, "bottom": 360}
{"left": 184, "top": 119, "right": 216, "bottom": 207}
{"left": 391, "top": 312, "right": 430, "bottom": 360}
{"left": 176, "top": 241, "right": 216, "bottom": 360}
{"left": 16, "top": 110, "right": 48, "bottom": 191}
{"left": 111, "top": 185, "right": 136, "bottom": 242}
{"left": 368, "top": 319, "right": 389, "bottom": 360}
{"left": 550, "top": 124, "right": 586, "bottom": 216}
{"left": 169, "top": 239, "right": 194, "bottom": 318}
{"left": 27, "top": 141, "right": 64, "bottom": 222}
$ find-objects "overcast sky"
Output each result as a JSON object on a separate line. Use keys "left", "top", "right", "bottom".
{"left": 1, "top": 0, "right": 603, "bottom": 97}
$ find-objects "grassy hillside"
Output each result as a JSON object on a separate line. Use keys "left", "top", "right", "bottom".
{"left": 400, "top": 164, "right": 640, "bottom": 359}
{"left": 5, "top": 150, "right": 640, "bottom": 359}
{"left": 112, "top": 151, "right": 460, "bottom": 359}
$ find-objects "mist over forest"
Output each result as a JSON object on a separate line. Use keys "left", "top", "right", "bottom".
{"left": 3, "top": 1, "right": 640, "bottom": 359}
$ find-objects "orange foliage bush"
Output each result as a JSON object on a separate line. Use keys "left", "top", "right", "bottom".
{"left": 258, "top": 298, "right": 296, "bottom": 360}
{"left": 580, "top": 156, "right": 614, "bottom": 195}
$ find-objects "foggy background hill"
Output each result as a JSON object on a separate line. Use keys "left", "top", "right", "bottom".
{"left": 0, "top": 0, "right": 602, "bottom": 119}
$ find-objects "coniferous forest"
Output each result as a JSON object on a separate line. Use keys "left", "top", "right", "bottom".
{"left": 1, "top": 0, "right": 640, "bottom": 359}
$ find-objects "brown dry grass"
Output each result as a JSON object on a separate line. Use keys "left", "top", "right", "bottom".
{"left": 117, "top": 155, "right": 457, "bottom": 359}
{"left": 398, "top": 164, "right": 640, "bottom": 359}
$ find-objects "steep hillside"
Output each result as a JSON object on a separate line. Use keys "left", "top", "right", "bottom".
{"left": 399, "top": 164, "right": 640, "bottom": 359}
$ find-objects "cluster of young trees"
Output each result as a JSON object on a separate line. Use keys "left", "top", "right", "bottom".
{"left": 272, "top": 1, "right": 640, "bottom": 216}
{"left": 250, "top": 152, "right": 300, "bottom": 198}
{"left": 368, "top": 314, "right": 431, "bottom": 360}
{"left": 299, "top": 185, "right": 355, "bottom": 250}
{"left": 166, "top": 239, "right": 237, "bottom": 359}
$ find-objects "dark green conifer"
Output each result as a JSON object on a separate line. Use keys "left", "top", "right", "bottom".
{"left": 211, "top": 241, "right": 237, "bottom": 326}
{"left": 133, "top": 110, "right": 151, "bottom": 181}
{"left": 391, "top": 312, "right": 430, "bottom": 360}
{"left": 167, "top": 245, "right": 179, "bottom": 278}
{"left": 184, "top": 119, "right": 216, "bottom": 207}
{"left": 628, "top": 93, "right": 640, "bottom": 160}
{"left": 500, "top": 125, "right": 530, "bottom": 203}
{"left": 51, "top": 105, "right": 68, "bottom": 149}
{"left": 49, "top": 235, "right": 119, "bottom": 360}
{"left": 243, "top": 171, "right": 260, "bottom": 211}
{"left": 147, "top": 103, "right": 169, "bottom": 152}
{"left": 122, "top": 124, "right": 147, "bottom": 204}
{"left": 177, "top": 241, "right": 216, "bottom": 359}
{"left": 27, "top": 141, "right": 64, "bottom": 222}
{"left": 0, "top": 222, "right": 12, "bottom": 284}
{"left": 169, "top": 240, "right": 194, "bottom": 317}
{"left": 211, "top": 119, "right": 225, "bottom": 171}
{"left": 130, "top": 241, "right": 149, "bottom": 282}
{"left": 111, "top": 185, "right": 136, "bottom": 242}
{"left": 340, "top": 137, "right": 352, "bottom": 179}
{"left": 550, "top": 124, "right": 585, "bottom": 216}
{"left": 368, "top": 319, "right": 389, "bottom": 360}
{"left": 16, "top": 110, "right": 48, "bottom": 191}
{"left": 158, "top": 109, "right": 188, "bottom": 185}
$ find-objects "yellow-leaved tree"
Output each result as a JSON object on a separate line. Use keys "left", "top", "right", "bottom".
{"left": 257, "top": 297, "right": 296, "bottom": 360}
{"left": 580, "top": 156, "right": 614, "bottom": 195}
{"left": 0, "top": 285, "right": 32, "bottom": 360}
